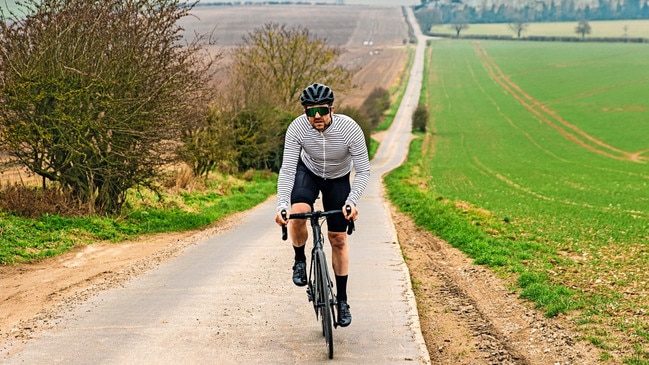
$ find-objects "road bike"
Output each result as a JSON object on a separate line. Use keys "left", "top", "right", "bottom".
{"left": 281, "top": 206, "right": 354, "bottom": 359}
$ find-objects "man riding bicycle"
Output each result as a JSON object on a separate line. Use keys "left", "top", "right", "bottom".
{"left": 274, "top": 83, "right": 371, "bottom": 327}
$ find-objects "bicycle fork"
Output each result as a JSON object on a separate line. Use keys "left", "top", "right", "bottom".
{"left": 306, "top": 250, "right": 318, "bottom": 317}
{"left": 309, "top": 254, "right": 339, "bottom": 326}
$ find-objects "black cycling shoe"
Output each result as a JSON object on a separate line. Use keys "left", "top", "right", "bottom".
{"left": 337, "top": 301, "right": 352, "bottom": 327}
{"left": 292, "top": 260, "right": 307, "bottom": 287}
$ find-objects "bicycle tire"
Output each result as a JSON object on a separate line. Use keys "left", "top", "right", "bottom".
{"left": 316, "top": 251, "right": 334, "bottom": 359}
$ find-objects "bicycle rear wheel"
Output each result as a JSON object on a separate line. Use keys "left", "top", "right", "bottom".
{"left": 316, "top": 250, "right": 334, "bottom": 359}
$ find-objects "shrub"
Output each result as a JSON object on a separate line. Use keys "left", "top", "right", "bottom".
{"left": 335, "top": 106, "right": 372, "bottom": 152}
{"left": 412, "top": 103, "right": 429, "bottom": 132}
{"left": 0, "top": 184, "right": 86, "bottom": 218}
{"left": 361, "top": 87, "right": 391, "bottom": 129}
{"left": 0, "top": 0, "right": 217, "bottom": 214}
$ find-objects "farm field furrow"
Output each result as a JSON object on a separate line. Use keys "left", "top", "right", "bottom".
{"left": 413, "top": 38, "right": 649, "bottom": 361}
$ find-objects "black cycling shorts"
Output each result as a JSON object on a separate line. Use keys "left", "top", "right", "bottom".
{"left": 291, "top": 160, "right": 351, "bottom": 233}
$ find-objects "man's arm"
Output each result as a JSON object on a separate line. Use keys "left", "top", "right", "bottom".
{"left": 276, "top": 123, "right": 302, "bottom": 213}
{"left": 345, "top": 122, "right": 371, "bottom": 208}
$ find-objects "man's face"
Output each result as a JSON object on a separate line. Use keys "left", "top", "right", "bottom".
{"left": 305, "top": 104, "right": 333, "bottom": 132}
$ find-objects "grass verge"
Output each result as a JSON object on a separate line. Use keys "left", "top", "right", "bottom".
{"left": 0, "top": 171, "right": 277, "bottom": 264}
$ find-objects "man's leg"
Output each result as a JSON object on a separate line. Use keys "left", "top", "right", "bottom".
{"left": 328, "top": 231, "right": 349, "bottom": 276}
{"left": 288, "top": 160, "right": 320, "bottom": 286}
{"left": 329, "top": 231, "right": 351, "bottom": 327}
{"left": 289, "top": 202, "right": 311, "bottom": 286}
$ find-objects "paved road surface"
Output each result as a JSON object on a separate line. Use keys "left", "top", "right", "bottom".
{"left": 3, "top": 7, "right": 429, "bottom": 365}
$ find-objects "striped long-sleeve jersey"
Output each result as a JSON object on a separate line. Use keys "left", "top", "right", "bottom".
{"left": 276, "top": 113, "right": 371, "bottom": 212}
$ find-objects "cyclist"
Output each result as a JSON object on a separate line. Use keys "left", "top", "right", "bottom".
{"left": 275, "top": 83, "right": 370, "bottom": 327}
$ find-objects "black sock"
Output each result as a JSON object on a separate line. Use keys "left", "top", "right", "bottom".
{"left": 335, "top": 275, "right": 348, "bottom": 302}
{"left": 293, "top": 245, "right": 306, "bottom": 262}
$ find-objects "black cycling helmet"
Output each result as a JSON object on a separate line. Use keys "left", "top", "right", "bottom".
{"left": 300, "top": 83, "right": 334, "bottom": 107}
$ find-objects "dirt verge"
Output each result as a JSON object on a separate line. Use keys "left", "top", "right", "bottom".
{"left": 391, "top": 205, "right": 601, "bottom": 364}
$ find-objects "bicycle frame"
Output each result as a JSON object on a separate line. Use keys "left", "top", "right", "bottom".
{"left": 286, "top": 209, "right": 340, "bottom": 313}
{"left": 304, "top": 211, "right": 337, "bottom": 315}
{"left": 281, "top": 207, "right": 354, "bottom": 359}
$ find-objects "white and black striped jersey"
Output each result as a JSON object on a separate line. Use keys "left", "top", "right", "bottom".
{"left": 276, "top": 113, "right": 371, "bottom": 212}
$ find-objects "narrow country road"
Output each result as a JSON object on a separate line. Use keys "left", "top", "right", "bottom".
{"left": 3, "top": 8, "right": 429, "bottom": 365}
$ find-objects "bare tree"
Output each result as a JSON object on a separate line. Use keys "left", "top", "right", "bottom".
{"left": 508, "top": 20, "right": 530, "bottom": 39}
{"left": 0, "top": 0, "right": 219, "bottom": 214}
{"left": 222, "top": 22, "right": 354, "bottom": 172}
{"left": 451, "top": 23, "right": 469, "bottom": 38}
{"left": 227, "top": 22, "right": 353, "bottom": 112}
{"left": 575, "top": 19, "right": 592, "bottom": 40}
{"left": 449, "top": 13, "right": 470, "bottom": 38}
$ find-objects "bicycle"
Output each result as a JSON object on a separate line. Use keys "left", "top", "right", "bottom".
{"left": 281, "top": 206, "right": 354, "bottom": 359}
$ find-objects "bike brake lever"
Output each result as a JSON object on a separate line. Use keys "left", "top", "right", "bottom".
{"left": 281, "top": 210, "right": 288, "bottom": 241}
{"left": 345, "top": 205, "right": 355, "bottom": 235}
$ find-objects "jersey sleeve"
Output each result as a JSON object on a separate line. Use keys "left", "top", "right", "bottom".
{"left": 345, "top": 121, "right": 371, "bottom": 207}
{"left": 276, "top": 122, "right": 302, "bottom": 212}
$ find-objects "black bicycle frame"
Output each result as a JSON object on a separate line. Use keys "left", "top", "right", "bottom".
{"left": 280, "top": 206, "right": 354, "bottom": 359}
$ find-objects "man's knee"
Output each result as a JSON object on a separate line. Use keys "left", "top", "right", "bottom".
{"left": 289, "top": 203, "right": 310, "bottom": 227}
{"left": 291, "top": 202, "right": 311, "bottom": 214}
{"left": 328, "top": 232, "right": 347, "bottom": 249}
{"left": 289, "top": 217, "right": 307, "bottom": 228}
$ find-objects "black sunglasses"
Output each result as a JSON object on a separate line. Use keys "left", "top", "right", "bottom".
{"left": 305, "top": 106, "right": 330, "bottom": 118}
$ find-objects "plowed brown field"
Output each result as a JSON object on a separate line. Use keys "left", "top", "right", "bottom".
{"left": 180, "top": 5, "right": 411, "bottom": 107}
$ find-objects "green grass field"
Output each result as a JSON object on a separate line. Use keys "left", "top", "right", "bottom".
{"left": 386, "top": 39, "right": 649, "bottom": 362}
{"left": 431, "top": 19, "right": 649, "bottom": 39}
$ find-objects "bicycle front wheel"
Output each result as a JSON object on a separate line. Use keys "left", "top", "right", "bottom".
{"left": 316, "top": 250, "right": 334, "bottom": 359}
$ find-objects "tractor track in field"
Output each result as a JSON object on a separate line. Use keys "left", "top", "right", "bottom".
{"left": 473, "top": 42, "right": 646, "bottom": 164}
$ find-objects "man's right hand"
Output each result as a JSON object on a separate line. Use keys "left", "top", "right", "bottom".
{"left": 275, "top": 210, "right": 288, "bottom": 226}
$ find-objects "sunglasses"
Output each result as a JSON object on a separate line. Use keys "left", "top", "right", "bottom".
{"left": 305, "top": 106, "right": 330, "bottom": 118}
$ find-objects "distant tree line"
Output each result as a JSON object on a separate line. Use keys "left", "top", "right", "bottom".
{"left": 415, "top": 0, "right": 649, "bottom": 26}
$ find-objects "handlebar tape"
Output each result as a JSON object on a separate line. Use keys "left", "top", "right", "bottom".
{"left": 281, "top": 210, "right": 288, "bottom": 241}
{"left": 345, "top": 205, "right": 355, "bottom": 235}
